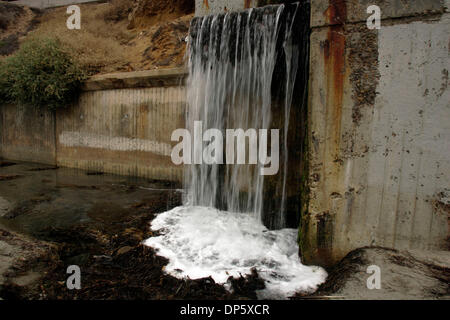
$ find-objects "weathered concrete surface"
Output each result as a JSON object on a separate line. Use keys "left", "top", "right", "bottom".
{"left": 56, "top": 85, "right": 186, "bottom": 182}
{"left": 195, "top": 0, "right": 258, "bottom": 16}
{"left": 0, "top": 105, "right": 56, "bottom": 165}
{"left": 311, "top": 0, "right": 449, "bottom": 27}
{"left": 195, "top": 0, "right": 316, "bottom": 16}
{"left": 83, "top": 68, "right": 188, "bottom": 91}
{"left": 302, "top": 0, "right": 450, "bottom": 267}
{"left": 0, "top": 69, "right": 187, "bottom": 182}
{"left": 312, "top": 247, "right": 450, "bottom": 300}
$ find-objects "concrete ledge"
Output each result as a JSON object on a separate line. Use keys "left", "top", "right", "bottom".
{"left": 11, "top": 0, "right": 103, "bottom": 10}
{"left": 195, "top": 0, "right": 258, "bottom": 17}
{"left": 82, "top": 68, "right": 188, "bottom": 91}
{"left": 311, "top": 0, "right": 448, "bottom": 28}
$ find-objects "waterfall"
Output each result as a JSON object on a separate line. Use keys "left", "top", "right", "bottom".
{"left": 145, "top": 3, "right": 327, "bottom": 298}
{"left": 185, "top": 3, "right": 308, "bottom": 229}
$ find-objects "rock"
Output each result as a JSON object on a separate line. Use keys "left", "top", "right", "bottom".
{"left": 0, "top": 229, "right": 53, "bottom": 288}
{"left": 128, "top": 0, "right": 194, "bottom": 29}
{"left": 0, "top": 197, "right": 12, "bottom": 217}
{"left": 116, "top": 246, "right": 133, "bottom": 256}
{"left": 0, "top": 241, "right": 17, "bottom": 287}
{"left": 66, "top": 253, "right": 90, "bottom": 266}
{"left": 93, "top": 255, "right": 112, "bottom": 262}
{"left": 312, "top": 247, "right": 450, "bottom": 300}
{"left": 11, "top": 271, "right": 41, "bottom": 287}
{"left": 0, "top": 241, "right": 14, "bottom": 256}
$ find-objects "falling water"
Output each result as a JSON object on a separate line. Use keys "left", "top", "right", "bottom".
{"left": 145, "top": 3, "right": 327, "bottom": 298}
{"left": 185, "top": 3, "right": 306, "bottom": 229}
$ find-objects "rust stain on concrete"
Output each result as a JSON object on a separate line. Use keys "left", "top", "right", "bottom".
{"left": 244, "top": 0, "right": 252, "bottom": 9}
{"left": 324, "top": 0, "right": 346, "bottom": 25}
{"left": 323, "top": 0, "right": 346, "bottom": 156}
{"left": 203, "top": 0, "right": 209, "bottom": 10}
{"left": 137, "top": 103, "right": 150, "bottom": 139}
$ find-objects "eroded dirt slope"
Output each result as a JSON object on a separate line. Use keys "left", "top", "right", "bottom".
{"left": 1, "top": 0, "right": 194, "bottom": 74}
{"left": 0, "top": 2, "right": 40, "bottom": 55}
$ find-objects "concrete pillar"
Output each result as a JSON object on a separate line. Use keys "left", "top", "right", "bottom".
{"left": 302, "top": 0, "right": 450, "bottom": 267}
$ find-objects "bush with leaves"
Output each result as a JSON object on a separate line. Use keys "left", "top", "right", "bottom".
{"left": 0, "top": 38, "right": 86, "bottom": 110}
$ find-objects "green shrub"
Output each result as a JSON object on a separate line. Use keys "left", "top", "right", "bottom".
{"left": 0, "top": 38, "right": 86, "bottom": 110}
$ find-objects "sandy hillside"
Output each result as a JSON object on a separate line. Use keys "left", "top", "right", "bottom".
{"left": 1, "top": 0, "right": 194, "bottom": 75}
{"left": 0, "top": 2, "right": 39, "bottom": 55}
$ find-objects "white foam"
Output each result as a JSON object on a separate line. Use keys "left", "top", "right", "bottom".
{"left": 144, "top": 206, "right": 327, "bottom": 299}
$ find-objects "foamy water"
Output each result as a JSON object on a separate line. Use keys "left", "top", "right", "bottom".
{"left": 144, "top": 206, "right": 327, "bottom": 299}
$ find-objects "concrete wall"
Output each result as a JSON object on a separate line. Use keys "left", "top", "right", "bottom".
{"left": 302, "top": 0, "right": 450, "bottom": 267}
{"left": 0, "top": 68, "right": 187, "bottom": 183}
{"left": 0, "top": 104, "right": 56, "bottom": 165}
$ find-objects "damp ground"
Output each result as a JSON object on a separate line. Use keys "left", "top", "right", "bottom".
{"left": 0, "top": 160, "right": 266, "bottom": 300}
